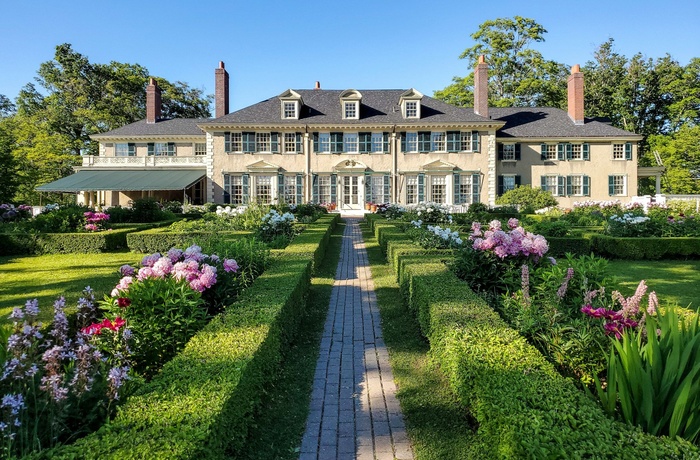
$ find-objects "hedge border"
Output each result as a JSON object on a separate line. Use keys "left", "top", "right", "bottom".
{"left": 126, "top": 228, "right": 254, "bottom": 253}
{"left": 34, "top": 214, "right": 339, "bottom": 459}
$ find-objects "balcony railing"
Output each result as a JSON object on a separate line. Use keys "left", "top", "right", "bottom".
{"left": 82, "top": 156, "right": 206, "bottom": 167}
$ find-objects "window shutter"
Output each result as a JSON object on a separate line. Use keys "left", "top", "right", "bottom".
{"left": 271, "top": 133, "right": 279, "bottom": 153}
{"left": 225, "top": 133, "right": 231, "bottom": 153}
{"left": 223, "top": 174, "right": 231, "bottom": 204}
{"left": 497, "top": 143, "right": 504, "bottom": 160}
{"left": 472, "top": 174, "right": 480, "bottom": 204}
{"left": 147, "top": 143, "right": 154, "bottom": 156}
{"left": 417, "top": 173, "right": 425, "bottom": 202}
{"left": 540, "top": 144, "right": 547, "bottom": 161}
{"left": 583, "top": 175, "right": 590, "bottom": 196}
{"left": 313, "top": 133, "right": 319, "bottom": 152}
{"left": 277, "top": 173, "right": 284, "bottom": 202}
{"left": 383, "top": 133, "right": 389, "bottom": 153}
{"left": 557, "top": 144, "right": 565, "bottom": 161}
{"left": 453, "top": 173, "right": 461, "bottom": 203}
{"left": 296, "top": 174, "right": 303, "bottom": 204}
{"left": 330, "top": 174, "right": 337, "bottom": 204}
{"left": 557, "top": 176, "right": 566, "bottom": 197}
{"left": 242, "top": 174, "right": 250, "bottom": 204}
{"left": 540, "top": 175, "right": 547, "bottom": 191}
{"left": 515, "top": 144, "right": 521, "bottom": 161}
{"left": 400, "top": 132, "right": 406, "bottom": 152}
{"left": 359, "top": 132, "right": 370, "bottom": 153}
{"left": 608, "top": 176, "right": 615, "bottom": 196}
{"left": 418, "top": 132, "right": 431, "bottom": 153}
{"left": 566, "top": 143, "right": 573, "bottom": 160}
{"left": 383, "top": 174, "right": 390, "bottom": 203}
{"left": 625, "top": 142, "right": 633, "bottom": 160}
{"left": 446, "top": 131, "right": 459, "bottom": 152}
{"left": 128, "top": 143, "right": 135, "bottom": 156}
{"left": 331, "top": 132, "right": 343, "bottom": 153}
{"left": 243, "top": 132, "right": 255, "bottom": 153}
{"left": 515, "top": 175, "right": 521, "bottom": 187}
{"left": 296, "top": 133, "right": 303, "bottom": 154}
{"left": 168, "top": 142, "right": 175, "bottom": 156}
{"left": 583, "top": 143, "right": 590, "bottom": 161}
{"left": 312, "top": 174, "right": 319, "bottom": 202}
{"left": 566, "top": 176, "right": 573, "bottom": 196}
{"left": 364, "top": 173, "right": 372, "bottom": 203}
{"left": 472, "top": 131, "right": 480, "bottom": 152}
{"left": 497, "top": 176, "right": 504, "bottom": 195}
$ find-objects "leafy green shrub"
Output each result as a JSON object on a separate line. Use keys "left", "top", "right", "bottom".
{"left": 405, "top": 221, "right": 463, "bottom": 249}
{"left": 546, "top": 236, "right": 591, "bottom": 257}
{"left": 161, "top": 201, "right": 183, "bottom": 214}
{"left": 256, "top": 209, "right": 297, "bottom": 244}
{"left": 0, "top": 232, "right": 39, "bottom": 255}
{"left": 496, "top": 186, "right": 557, "bottom": 212}
{"left": 403, "top": 202, "right": 453, "bottom": 224}
{"left": 604, "top": 214, "right": 662, "bottom": 237}
{"left": 30, "top": 204, "right": 90, "bottom": 233}
{"left": 595, "top": 307, "right": 700, "bottom": 443}
{"left": 130, "top": 198, "right": 172, "bottom": 223}
{"left": 526, "top": 219, "right": 571, "bottom": 237}
{"left": 37, "top": 228, "right": 134, "bottom": 253}
{"left": 104, "top": 205, "right": 133, "bottom": 223}
{"left": 589, "top": 235, "right": 700, "bottom": 259}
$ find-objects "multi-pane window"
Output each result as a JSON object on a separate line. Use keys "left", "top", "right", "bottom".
{"left": 194, "top": 143, "right": 206, "bottom": 156}
{"left": 229, "top": 133, "right": 242, "bottom": 152}
{"left": 344, "top": 102, "right": 357, "bottom": 119}
{"left": 460, "top": 132, "right": 473, "bottom": 151}
{"left": 284, "top": 133, "right": 296, "bottom": 153}
{"left": 431, "top": 132, "right": 446, "bottom": 152}
{"left": 255, "top": 176, "right": 272, "bottom": 204}
{"left": 570, "top": 144, "right": 583, "bottom": 160}
{"left": 344, "top": 133, "right": 358, "bottom": 153}
{"left": 318, "top": 133, "right": 330, "bottom": 153}
{"left": 570, "top": 175, "right": 584, "bottom": 195}
{"left": 459, "top": 175, "right": 473, "bottom": 204}
{"left": 544, "top": 144, "right": 557, "bottom": 160}
{"left": 405, "top": 101, "right": 417, "bottom": 118}
{"left": 318, "top": 176, "right": 331, "bottom": 203}
{"left": 115, "top": 143, "right": 135, "bottom": 157}
{"left": 224, "top": 175, "right": 243, "bottom": 205}
{"left": 284, "top": 176, "right": 297, "bottom": 204}
{"left": 405, "top": 133, "right": 418, "bottom": 152}
{"left": 502, "top": 175, "right": 516, "bottom": 193}
{"left": 256, "top": 133, "right": 271, "bottom": 152}
{"left": 371, "top": 177, "right": 385, "bottom": 204}
{"left": 610, "top": 175, "right": 626, "bottom": 195}
{"left": 543, "top": 176, "right": 560, "bottom": 196}
{"left": 613, "top": 144, "right": 625, "bottom": 159}
{"left": 283, "top": 102, "right": 296, "bottom": 119}
{"left": 153, "top": 143, "right": 175, "bottom": 156}
{"left": 406, "top": 175, "right": 418, "bottom": 204}
{"left": 371, "top": 133, "right": 384, "bottom": 153}
{"left": 431, "top": 175, "right": 446, "bottom": 203}
{"left": 502, "top": 144, "right": 516, "bottom": 160}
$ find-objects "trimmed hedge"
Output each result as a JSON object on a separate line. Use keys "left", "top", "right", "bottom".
{"left": 33, "top": 216, "right": 338, "bottom": 459}
{"left": 126, "top": 228, "right": 253, "bottom": 253}
{"left": 376, "top": 226, "right": 700, "bottom": 458}
{"left": 590, "top": 234, "right": 700, "bottom": 259}
{"left": 36, "top": 228, "right": 136, "bottom": 254}
{"left": 546, "top": 236, "right": 591, "bottom": 257}
{"left": 0, "top": 232, "right": 38, "bottom": 255}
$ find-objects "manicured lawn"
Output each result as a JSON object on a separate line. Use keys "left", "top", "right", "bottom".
{"left": 607, "top": 259, "right": 700, "bottom": 310}
{"left": 0, "top": 251, "right": 144, "bottom": 325}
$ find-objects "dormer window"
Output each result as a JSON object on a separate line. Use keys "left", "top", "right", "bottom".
{"left": 399, "top": 88, "right": 423, "bottom": 119}
{"left": 344, "top": 101, "right": 358, "bottom": 119}
{"left": 340, "top": 89, "right": 362, "bottom": 120}
{"left": 278, "top": 89, "right": 303, "bottom": 120}
{"left": 283, "top": 102, "right": 297, "bottom": 119}
{"left": 405, "top": 101, "right": 418, "bottom": 118}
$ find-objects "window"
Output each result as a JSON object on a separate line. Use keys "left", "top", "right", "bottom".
{"left": 224, "top": 175, "right": 243, "bottom": 205}
{"left": 255, "top": 175, "right": 272, "bottom": 204}
{"left": 148, "top": 142, "right": 175, "bottom": 156}
{"left": 430, "top": 175, "right": 446, "bottom": 203}
{"left": 225, "top": 133, "right": 242, "bottom": 152}
{"left": 570, "top": 144, "right": 582, "bottom": 160}
{"left": 318, "top": 176, "right": 331, "bottom": 203}
{"left": 460, "top": 132, "right": 473, "bottom": 151}
{"left": 344, "top": 133, "right": 358, "bottom": 153}
{"left": 371, "top": 133, "right": 384, "bottom": 153}
{"left": 541, "top": 175, "right": 564, "bottom": 196}
{"left": 283, "top": 102, "right": 296, "bottom": 119}
{"left": 344, "top": 101, "right": 357, "bottom": 119}
{"left": 405, "top": 133, "right": 418, "bottom": 153}
{"left": 570, "top": 175, "right": 583, "bottom": 195}
{"left": 194, "top": 143, "right": 206, "bottom": 156}
{"left": 318, "top": 133, "right": 330, "bottom": 153}
{"left": 283, "top": 176, "right": 297, "bottom": 204}
{"left": 458, "top": 175, "right": 473, "bottom": 204}
{"left": 284, "top": 133, "right": 296, "bottom": 153}
{"left": 405, "top": 101, "right": 418, "bottom": 118}
{"left": 502, "top": 144, "right": 515, "bottom": 161}
{"left": 500, "top": 175, "right": 517, "bottom": 195}
{"left": 609, "top": 175, "right": 627, "bottom": 196}
{"left": 115, "top": 143, "right": 135, "bottom": 157}
{"left": 543, "top": 144, "right": 557, "bottom": 160}
{"left": 431, "top": 132, "right": 446, "bottom": 152}
{"left": 406, "top": 175, "right": 418, "bottom": 204}
{"left": 613, "top": 144, "right": 625, "bottom": 160}
{"left": 371, "top": 177, "right": 386, "bottom": 203}
{"left": 256, "top": 133, "right": 271, "bottom": 152}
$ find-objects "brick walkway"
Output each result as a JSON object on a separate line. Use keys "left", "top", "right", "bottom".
{"left": 299, "top": 219, "right": 413, "bottom": 460}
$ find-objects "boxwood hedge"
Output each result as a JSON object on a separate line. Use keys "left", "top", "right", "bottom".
{"left": 126, "top": 228, "right": 253, "bottom": 253}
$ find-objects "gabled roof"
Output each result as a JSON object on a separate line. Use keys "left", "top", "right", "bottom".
{"left": 491, "top": 107, "right": 641, "bottom": 139}
{"left": 91, "top": 118, "right": 208, "bottom": 139}
{"left": 200, "top": 90, "right": 494, "bottom": 126}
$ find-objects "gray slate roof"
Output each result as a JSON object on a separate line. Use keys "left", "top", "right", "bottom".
{"left": 490, "top": 107, "right": 640, "bottom": 139}
{"left": 200, "top": 90, "right": 493, "bottom": 125}
{"left": 92, "top": 118, "right": 208, "bottom": 139}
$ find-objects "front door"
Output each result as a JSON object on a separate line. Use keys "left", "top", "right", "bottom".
{"left": 341, "top": 175, "right": 362, "bottom": 210}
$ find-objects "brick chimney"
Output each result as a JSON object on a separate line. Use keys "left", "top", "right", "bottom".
{"left": 474, "top": 55, "right": 489, "bottom": 118}
{"left": 568, "top": 64, "right": 585, "bottom": 125}
{"left": 215, "top": 61, "right": 229, "bottom": 118}
{"left": 146, "top": 77, "right": 161, "bottom": 124}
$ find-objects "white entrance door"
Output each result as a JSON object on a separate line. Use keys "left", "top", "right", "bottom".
{"left": 341, "top": 175, "right": 363, "bottom": 210}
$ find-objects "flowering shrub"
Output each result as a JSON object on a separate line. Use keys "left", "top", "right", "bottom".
{"left": 216, "top": 205, "right": 245, "bottom": 217}
{"left": 377, "top": 203, "right": 405, "bottom": 220}
{"left": 0, "top": 291, "right": 132, "bottom": 457}
{"left": 0, "top": 204, "right": 32, "bottom": 223}
{"left": 407, "top": 221, "right": 462, "bottom": 249}
{"left": 470, "top": 218, "right": 549, "bottom": 260}
{"left": 257, "top": 209, "right": 296, "bottom": 244}
{"left": 83, "top": 211, "right": 110, "bottom": 232}
{"left": 604, "top": 213, "right": 660, "bottom": 237}
{"left": 404, "top": 202, "right": 453, "bottom": 224}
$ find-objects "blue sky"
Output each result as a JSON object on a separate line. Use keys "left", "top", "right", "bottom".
{"left": 1, "top": 0, "right": 698, "bottom": 112}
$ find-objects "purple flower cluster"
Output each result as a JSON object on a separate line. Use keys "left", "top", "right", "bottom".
{"left": 557, "top": 267, "right": 575, "bottom": 299}
{"left": 83, "top": 211, "right": 110, "bottom": 232}
{"left": 470, "top": 219, "right": 549, "bottom": 260}
{"left": 581, "top": 281, "right": 655, "bottom": 339}
{"left": 580, "top": 305, "right": 639, "bottom": 339}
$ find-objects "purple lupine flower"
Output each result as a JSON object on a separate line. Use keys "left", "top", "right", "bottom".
{"left": 647, "top": 291, "right": 659, "bottom": 315}
{"left": 521, "top": 264, "right": 530, "bottom": 306}
{"left": 9, "top": 307, "right": 24, "bottom": 321}
{"left": 557, "top": 267, "right": 575, "bottom": 299}
{"left": 1, "top": 394, "right": 25, "bottom": 417}
{"left": 70, "top": 343, "right": 97, "bottom": 395}
{"left": 24, "top": 299, "right": 39, "bottom": 318}
{"left": 107, "top": 366, "right": 130, "bottom": 401}
{"left": 50, "top": 296, "right": 69, "bottom": 345}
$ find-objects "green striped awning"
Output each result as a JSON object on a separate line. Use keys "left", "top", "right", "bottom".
{"left": 36, "top": 169, "right": 205, "bottom": 192}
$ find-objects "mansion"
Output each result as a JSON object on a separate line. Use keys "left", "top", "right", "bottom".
{"left": 38, "top": 58, "right": 659, "bottom": 210}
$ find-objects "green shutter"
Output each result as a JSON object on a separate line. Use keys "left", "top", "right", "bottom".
{"left": 472, "top": 131, "right": 480, "bottom": 152}
{"left": 453, "top": 173, "right": 461, "bottom": 203}
{"left": 515, "top": 175, "right": 521, "bottom": 187}
{"left": 330, "top": 174, "right": 337, "bottom": 204}
{"left": 417, "top": 173, "right": 425, "bottom": 202}
{"left": 223, "top": 174, "right": 231, "bottom": 204}
{"left": 225, "top": 133, "right": 231, "bottom": 152}
{"left": 364, "top": 173, "right": 372, "bottom": 203}
{"left": 383, "top": 174, "right": 390, "bottom": 203}
{"left": 128, "top": 143, "right": 135, "bottom": 156}
{"left": 400, "top": 132, "right": 406, "bottom": 152}
{"left": 515, "top": 144, "right": 521, "bottom": 161}
{"left": 566, "top": 143, "right": 573, "bottom": 160}
{"left": 242, "top": 174, "right": 250, "bottom": 204}
{"left": 557, "top": 144, "right": 565, "bottom": 160}
{"left": 608, "top": 176, "right": 615, "bottom": 196}
{"left": 243, "top": 132, "right": 255, "bottom": 153}
{"left": 277, "top": 173, "right": 284, "bottom": 202}
{"left": 271, "top": 133, "right": 279, "bottom": 153}
{"left": 497, "top": 176, "right": 504, "bottom": 195}
{"left": 168, "top": 142, "right": 175, "bottom": 156}
{"left": 583, "top": 175, "right": 590, "bottom": 196}
{"left": 540, "top": 144, "right": 547, "bottom": 161}
{"left": 383, "top": 133, "right": 389, "bottom": 153}
{"left": 331, "top": 132, "right": 343, "bottom": 153}
{"left": 566, "top": 176, "right": 573, "bottom": 196}
{"left": 359, "top": 132, "right": 371, "bottom": 153}
{"left": 583, "top": 143, "right": 590, "bottom": 161}
{"left": 497, "top": 143, "right": 504, "bottom": 160}
{"left": 296, "top": 174, "right": 303, "bottom": 204}
{"left": 418, "top": 132, "right": 431, "bottom": 152}
{"left": 296, "top": 133, "right": 302, "bottom": 153}
{"left": 625, "top": 142, "right": 633, "bottom": 160}
{"left": 540, "top": 175, "right": 547, "bottom": 191}
{"left": 446, "top": 131, "right": 459, "bottom": 152}
{"left": 557, "top": 176, "right": 566, "bottom": 197}
{"left": 312, "top": 174, "right": 319, "bottom": 202}
{"left": 147, "top": 143, "right": 154, "bottom": 156}
{"left": 471, "top": 174, "right": 480, "bottom": 204}
{"left": 313, "top": 133, "right": 319, "bottom": 152}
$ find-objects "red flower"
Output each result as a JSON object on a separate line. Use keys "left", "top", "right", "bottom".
{"left": 81, "top": 323, "right": 103, "bottom": 335}
{"left": 117, "top": 297, "right": 131, "bottom": 308}
{"left": 113, "top": 317, "right": 126, "bottom": 330}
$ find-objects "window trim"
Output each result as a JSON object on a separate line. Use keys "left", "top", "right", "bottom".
{"left": 343, "top": 101, "right": 359, "bottom": 120}
{"left": 282, "top": 101, "right": 298, "bottom": 119}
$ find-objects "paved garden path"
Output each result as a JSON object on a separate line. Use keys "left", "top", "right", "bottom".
{"left": 299, "top": 218, "right": 413, "bottom": 460}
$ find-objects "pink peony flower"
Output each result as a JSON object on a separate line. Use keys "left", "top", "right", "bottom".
{"left": 152, "top": 257, "right": 173, "bottom": 278}
{"left": 137, "top": 267, "right": 156, "bottom": 281}
{"left": 223, "top": 259, "right": 239, "bottom": 273}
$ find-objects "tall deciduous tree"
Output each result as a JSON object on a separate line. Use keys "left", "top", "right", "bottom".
{"left": 434, "top": 16, "right": 568, "bottom": 108}
{"left": 0, "top": 98, "right": 18, "bottom": 203}
{"left": 648, "top": 125, "right": 700, "bottom": 194}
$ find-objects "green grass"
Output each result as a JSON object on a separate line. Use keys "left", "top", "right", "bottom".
{"left": 361, "top": 221, "right": 477, "bottom": 459}
{"left": 607, "top": 259, "right": 700, "bottom": 310}
{"left": 238, "top": 220, "right": 345, "bottom": 459}
{"left": 0, "top": 251, "right": 144, "bottom": 325}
